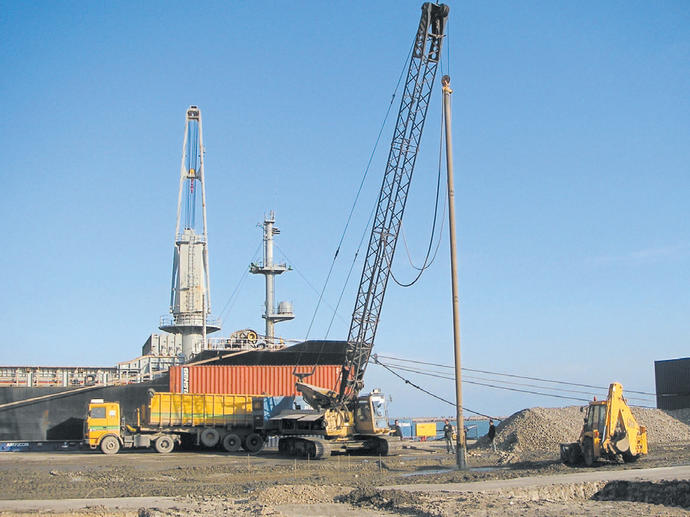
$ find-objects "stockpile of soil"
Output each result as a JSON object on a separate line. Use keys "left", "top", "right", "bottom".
{"left": 632, "top": 408, "right": 690, "bottom": 444}
{"left": 475, "top": 406, "right": 690, "bottom": 454}
{"left": 666, "top": 408, "right": 690, "bottom": 426}
{"left": 255, "top": 484, "right": 349, "bottom": 505}
{"left": 484, "top": 406, "right": 582, "bottom": 453}
{"left": 593, "top": 480, "right": 690, "bottom": 508}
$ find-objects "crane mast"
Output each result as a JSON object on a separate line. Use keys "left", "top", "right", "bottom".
{"left": 338, "top": 2, "right": 449, "bottom": 404}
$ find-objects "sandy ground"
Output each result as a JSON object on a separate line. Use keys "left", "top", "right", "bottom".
{"left": 0, "top": 440, "right": 688, "bottom": 516}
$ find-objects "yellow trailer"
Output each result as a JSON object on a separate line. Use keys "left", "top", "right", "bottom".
{"left": 146, "top": 392, "right": 257, "bottom": 427}
{"left": 84, "top": 392, "right": 266, "bottom": 455}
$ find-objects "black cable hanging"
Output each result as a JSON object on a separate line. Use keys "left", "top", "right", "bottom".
{"left": 373, "top": 356, "right": 656, "bottom": 409}
{"left": 381, "top": 362, "right": 655, "bottom": 404}
{"left": 375, "top": 354, "right": 657, "bottom": 396}
{"left": 373, "top": 356, "right": 498, "bottom": 419}
{"left": 275, "top": 243, "right": 349, "bottom": 327}
{"left": 303, "top": 42, "right": 415, "bottom": 341}
{"left": 390, "top": 77, "right": 446, "bottom": 288}
{"left": 217, "top": 241, "right": 262, "bottom": 320}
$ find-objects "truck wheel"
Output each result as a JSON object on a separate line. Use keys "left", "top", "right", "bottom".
{"left": 200, "top": 428, "right": 220, "bottom": 448}
{"left": 154, "top": 435, "right": 175, "bottom": 454}
{"left": 222, "top": 433, "right": 241, "bottom": 452}
{"left": 278, "top": 438, "right": 288, "bottom": 454}
{"left": 242, "top": 432, "right": 264, "bottom": 453}
{"left": 100, "top": 435, "right": 120, "bottom": 455}
{"left": 583, "top": 438, "right": 594, "bottom": 467}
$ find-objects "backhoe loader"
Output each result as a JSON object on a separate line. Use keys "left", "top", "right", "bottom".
{"left": 560, "top": 382, "right": 648, "bottom": 466}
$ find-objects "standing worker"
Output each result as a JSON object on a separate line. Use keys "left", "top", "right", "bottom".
{"left": 392, "top": 419, "right": 403, "bottom": 441}
{"left": 488, "top": 419, "right": 497, "bottom": 452}
{"left": 443, "top": 419, "right": 455, "bottom": 454}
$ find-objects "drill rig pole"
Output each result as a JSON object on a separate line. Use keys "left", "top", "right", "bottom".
{"left": 442, "top": 75, "right": 467, "bottom": 470}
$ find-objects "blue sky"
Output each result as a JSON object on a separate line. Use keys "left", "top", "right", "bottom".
{"left": 1, "top": 1, "right": 688, "bottom": 417}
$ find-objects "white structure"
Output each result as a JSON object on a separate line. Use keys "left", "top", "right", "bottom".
{"left": 141, "top": 333, "right": 182, "bottom": 356}
{"left": 250, "top": 211, "right": 294, "bottom": 343}
{"left": 160, "top": 106, "right": 220, "bottom": 360}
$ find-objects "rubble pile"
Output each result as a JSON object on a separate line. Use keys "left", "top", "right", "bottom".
{"left": 490, "top": 406, "right": 582, "bottom": 453}
{"left": 631, "top": 407, "right": 690, "bottom": 444}
{"left": 477, "top": 406, "right": 690, "bottom": 454}
{"left": 593, "top": 480, "right": 690, "bottom": 508}
{"left": 666, "top": 408, "right": 690, "bottom": 426}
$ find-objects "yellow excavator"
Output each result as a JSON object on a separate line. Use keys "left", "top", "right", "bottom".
{"left": 561, "top": 382, "right": 648, "bottom": 466}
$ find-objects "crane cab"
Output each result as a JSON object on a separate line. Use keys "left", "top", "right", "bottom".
{"left": 581, "top": 400, "right": 607, "bottom": 456}
{"left": 355, "top": 390, "right": 389, "bottom": 435}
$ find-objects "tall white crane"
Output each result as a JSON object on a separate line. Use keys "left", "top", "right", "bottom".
{"left": 160, "top": 106, "right": 220, "bottom": 360}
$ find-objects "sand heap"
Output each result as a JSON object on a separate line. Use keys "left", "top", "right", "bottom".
{"left": 479, "top": 406, "right": 690, "bottom": 454}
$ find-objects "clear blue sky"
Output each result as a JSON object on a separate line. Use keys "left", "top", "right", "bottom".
{"left": 1, "top": 1, "right": 688, "bottom": 417}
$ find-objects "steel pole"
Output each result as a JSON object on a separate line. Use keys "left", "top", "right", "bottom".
{"left": 442, "top": 75, "right": 467, "bottom": 470}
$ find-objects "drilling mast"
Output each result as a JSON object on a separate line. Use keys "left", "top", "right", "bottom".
{"left": 338, "top": 2, "right": 449, "bottom": 404}
{"left": 160, "top": 105, "right": 220, "bottom": 360}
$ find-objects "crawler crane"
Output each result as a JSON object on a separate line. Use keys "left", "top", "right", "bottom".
{"left": 271, "top": 2, "right": 450, "bottom": 459}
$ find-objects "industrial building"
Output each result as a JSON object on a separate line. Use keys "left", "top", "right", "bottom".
{"left": 655, "top": 357, "right": 690, "bottom": 410}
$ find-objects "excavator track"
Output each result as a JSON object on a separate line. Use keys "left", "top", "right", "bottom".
{"left": 277, "top": 437, "right": 331, "bottom": 460}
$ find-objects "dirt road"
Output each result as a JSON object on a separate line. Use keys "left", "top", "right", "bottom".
{"left": 384, "top": 464, "right": 690, "bottom": 492}
{"left": 0, "top": 442, "right": 688, "bottom": 516}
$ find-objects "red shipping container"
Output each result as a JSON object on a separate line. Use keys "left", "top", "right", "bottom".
{"left": 169, "top": 365, "right": 341, "bottom": 396}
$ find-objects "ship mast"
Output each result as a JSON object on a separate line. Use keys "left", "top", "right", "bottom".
{"left": 160, "top": 106, "right": 220, "bottom": 360}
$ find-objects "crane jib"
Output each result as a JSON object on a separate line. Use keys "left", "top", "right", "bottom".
{"left": 338, "top": 3, "right": 449, "bottom": 404}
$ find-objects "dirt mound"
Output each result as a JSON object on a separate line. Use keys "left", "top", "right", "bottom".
{"left": 341, "top": 487, "right": 440, "bottom": 516}
{"left": 632, "top": 407, "right": 690, "bottom": 444}
{"left": 665, "top": 408, "right": 690, "bottom": 426}
{"left": 593, "top": 480, "right": 690, "bottom": 508}
{"left": 487, "top": 406, "right": 582, "bottom": 453}
{"left": 477, "top": 405, "right": 690, "bottom": 454}
{"left": 255, "top": 484, "right": 348, "bottom": 505}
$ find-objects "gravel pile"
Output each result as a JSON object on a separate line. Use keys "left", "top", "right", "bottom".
{"left": 490, "top": 406, "right": 582, "bottom": 453}
{"left": 632, "top": 407, "right": 690, "bottom": 444}
{"left": 477, "top": 405, "right": 690, "bottom": 454}
{"left": 666, "top": 408, "right": 690, "bottom": 426}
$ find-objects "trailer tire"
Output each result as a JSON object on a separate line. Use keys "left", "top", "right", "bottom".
{"left": 200, "top": 428, "right": 220, "bottom": 448}
{"left": 278, "top": 438, "right": 288, "bottom": 454}
{"left": 222, "top": 433, "right": 242, "bottom": 452}
{"left": 242, "top": 432, "right": 264, "bottom": 453}
{"left": 100, "top": 435, "right": 120, "bottom": 455}
{"left": 154, "top": 435, "right": 175, "bottom": 454}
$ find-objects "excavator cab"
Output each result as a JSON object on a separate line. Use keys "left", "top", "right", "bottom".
{"left": 355, "top": 390, "right": 389, "bottom": 435}
{"left": 582, "top": 401, "right": 607, "bottom": 457}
